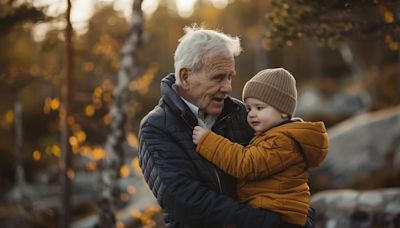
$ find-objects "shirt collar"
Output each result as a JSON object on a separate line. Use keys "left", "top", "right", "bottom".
{"left": 180, "top": 97, "right": 217, "bottom": 130}
{"left": 181, "top": 97, "right": 199, "bottom": 118}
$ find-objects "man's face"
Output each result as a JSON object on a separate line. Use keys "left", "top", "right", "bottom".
{"left": 184, "top": 56, "right": 235, "bottom": 116}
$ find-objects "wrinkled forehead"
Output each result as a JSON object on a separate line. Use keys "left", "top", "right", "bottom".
{"left": 202, "top": 55, "right": 236, "bottom": 75}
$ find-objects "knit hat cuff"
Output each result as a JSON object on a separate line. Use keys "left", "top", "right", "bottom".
{"left": 242, "top": 81, "right": 296, "bottom": 116}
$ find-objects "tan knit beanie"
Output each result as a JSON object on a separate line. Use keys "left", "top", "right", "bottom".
{"left": 242, "top": 68, "right": 297, "bottom": 116}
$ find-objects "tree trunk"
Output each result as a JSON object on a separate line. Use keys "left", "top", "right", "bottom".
{"left": 338, "top": 43, "right": 372, "bottom": 112}
{"left": 14, "top": 97, "right": 25, "bottom": 196}
{"left": 306, "top": 41, "right": 323, "bottom": 78}
{"left": 14, "top": 95, "right": 27, "bottom": 226}
{"left": 98, "top": 0, "right": 143, "bottom": 227}
{"left": 254, "top": 0, "right": 269, "bottom": 71}
{"left": 60, "top": 0, "right": 74, "bottom": 227}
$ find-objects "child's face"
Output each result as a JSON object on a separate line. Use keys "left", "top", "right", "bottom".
{"left": 245, "top": 97, "right": 287, "bottom": 134}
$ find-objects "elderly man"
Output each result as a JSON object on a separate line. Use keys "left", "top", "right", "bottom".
{"left": 138, "top": 26, "right": 312, "bottom": 227}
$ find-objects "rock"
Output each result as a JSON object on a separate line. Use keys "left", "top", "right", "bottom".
{"left": 311, "top": 188, "right": 400, "bottom": 228}
{"left": 310, "top": 106, "right": 400, "bottom": 191}
{"left": 297, "top": 88, "right": 366, "bottom": 116}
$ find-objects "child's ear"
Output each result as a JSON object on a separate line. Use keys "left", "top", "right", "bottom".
{"left": 281, "top": 113, "right": 289, "bottom": 119}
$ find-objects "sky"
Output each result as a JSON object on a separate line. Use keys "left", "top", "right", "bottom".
{"left": 31, "top": 0, "right": 231, "bottom": 40}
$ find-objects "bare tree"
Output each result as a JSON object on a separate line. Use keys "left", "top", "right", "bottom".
{"left": 338, "top": 43, "right": 372, "bottom": 112}
{"left": 12, "top": 94, "right": 27, "bottom": 227}
{"left": 98, "top": 0, "right": 144, "bottom": 227}
{"left": 14, "top": 98, "right": 25, "bottom": 193}
{"left": 59, "top": 0, "right": 74, "bottom": 227}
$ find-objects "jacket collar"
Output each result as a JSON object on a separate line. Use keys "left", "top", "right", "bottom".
{"left": 160, "top": 74, "right": 239, "bottom": 129}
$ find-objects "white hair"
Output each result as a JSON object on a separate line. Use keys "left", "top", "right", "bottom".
{"left": 174, "top": 26, "right": 242, "bottom": 85}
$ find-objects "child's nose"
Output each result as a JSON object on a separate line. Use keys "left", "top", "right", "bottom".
{"left": 248, "top": 110, "right": 256, "bottom": 117}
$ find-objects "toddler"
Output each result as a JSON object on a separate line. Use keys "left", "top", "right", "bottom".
{"left": 192, "top": 68, "right": 328, "bottom": 226}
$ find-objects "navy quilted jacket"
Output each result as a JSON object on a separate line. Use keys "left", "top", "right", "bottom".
{"left": 138, "top": 74, "right": 281, "bottom": 227}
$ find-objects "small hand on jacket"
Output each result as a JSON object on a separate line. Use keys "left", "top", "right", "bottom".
{"left": 192, "top": 126, "right": 209, "bottom": 145}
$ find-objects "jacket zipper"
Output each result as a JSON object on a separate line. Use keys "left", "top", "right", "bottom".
{"left": 212, "top": 106, "right": 240, "bottom": 194}
{"left": 181, "top": 104, "right": 240, "bottom": 194}
{"left": 214, "top": 169, "right": 223, "bottom": 193}
{"left": 180, "top": 113, "right": 223, "bottom": 193}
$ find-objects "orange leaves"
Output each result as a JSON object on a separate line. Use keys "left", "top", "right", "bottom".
{"left": 127, "top": 132, "right": 138, "bottom": 148}
{"left": 43, "top": 97, "right": 61, "bottom": 114}
{"left": 93, "top": 33, "right": 120, "bottom": 69}
{"left": 129, "top": 64, "right": 158, "bottom": 95}
{"left": 131, "top": 157, "right": 142, "bottom": 175}
{"left": 0, "top": 110, "right": 15, "bottom": 129}
{"left": 265, "top": 1, "right": 400, "bottom": 50}
{"left": 84, "top": 105, "right": 95, "bottom": 117}
{"left": 33, "top": 150, "right": 41, "bottom": 160}
{"left": 67, "top": 169, "right": 75, "bottom": 180}
{"left": 84, "top": 80, "right": 115, "bottom": 119}
{"left": 91, "top": 147, "right": 106, "bottom": 160}
{"left": 120, "top": 165, "right": 130, "bottom": 177}
{"left": 384, "top": 34, "right": 399, "bottom": 51}
{"left": 48, "top": 144, "right": 61, "bottom": 157}
{"left": 383, "top": 9, "right": 394, "bottom": 23}
{"left": 127, "top": 205, "right": 161, "bottom": 227}
{"left": 381, "top": 9, "right": 399, "bottom": 51}
{"left": 82, "top": 62, "right": 94, "bottom": 72}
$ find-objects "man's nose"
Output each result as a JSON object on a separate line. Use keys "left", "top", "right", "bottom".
{"left": 220, "top": 79, "right": 232, "bottom": 93}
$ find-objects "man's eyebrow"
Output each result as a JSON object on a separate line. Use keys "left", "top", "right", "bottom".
{"left": 214, "top": 73, "right": 232, "bottom": 78}
{"left": 211, "top": 74, "right": 225, "bottom": 79}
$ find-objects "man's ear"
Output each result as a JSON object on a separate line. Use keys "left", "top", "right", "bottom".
{"left": 179, "top": 68, "right": 190, "bottom": 89}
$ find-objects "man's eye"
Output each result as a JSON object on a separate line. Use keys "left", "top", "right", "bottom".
{"left": 213, "top": 76, "right": 223, "bottom": 81}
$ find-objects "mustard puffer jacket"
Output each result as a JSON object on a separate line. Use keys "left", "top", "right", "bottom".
{"left": 196, "top": 121, "right": 329, "bottom": 225}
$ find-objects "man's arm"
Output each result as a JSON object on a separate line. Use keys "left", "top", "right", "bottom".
{"left": 139, "top": 123, "right": 281, "bottom": 227}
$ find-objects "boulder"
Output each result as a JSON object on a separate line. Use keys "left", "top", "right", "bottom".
{"left": 310, "top": 106, "right": 400, "bottom": 192}
{"left": 311, "top": 188, "right": 400, "bottom": 228}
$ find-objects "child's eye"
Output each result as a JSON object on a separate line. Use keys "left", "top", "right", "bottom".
{"left": 257, "top": 106, "right": 264, "bottom": 111}
{"left": 246, "top": 107, "right": 251, "bottom": 112}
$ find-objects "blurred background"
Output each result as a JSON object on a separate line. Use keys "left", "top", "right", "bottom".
{"left": 1, "top": 0, "right": 400, "bottom": 227}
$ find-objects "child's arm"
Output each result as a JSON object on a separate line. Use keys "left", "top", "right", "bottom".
{"left": 193, "top": 128, "right": 302, "bottom": 180}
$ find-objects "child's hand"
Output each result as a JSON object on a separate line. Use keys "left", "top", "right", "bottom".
{"left": 192, "top": 126, "right": 209, "bottom": 145}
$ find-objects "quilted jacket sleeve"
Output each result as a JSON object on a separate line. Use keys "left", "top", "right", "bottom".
{"left": 196, "top": 131, "right": 303, "bottom": 180}
{"left": 139, "top": 122, "right": 281, "bottom": 228}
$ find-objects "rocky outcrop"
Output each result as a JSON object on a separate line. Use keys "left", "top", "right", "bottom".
{"left": 311, "top": 188, "right": 400, "bottom": 228}
{"left": 310, "top": 106, "right": 400, "bottom": 192}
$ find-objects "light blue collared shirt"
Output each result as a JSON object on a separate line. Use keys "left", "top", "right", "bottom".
{"left": 181, "top": 97, "right": 216, "bottom": 130}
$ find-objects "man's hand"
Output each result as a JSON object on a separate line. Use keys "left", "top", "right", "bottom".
{"left": 192, "top": 126, "right": 209, "bottom": 145}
